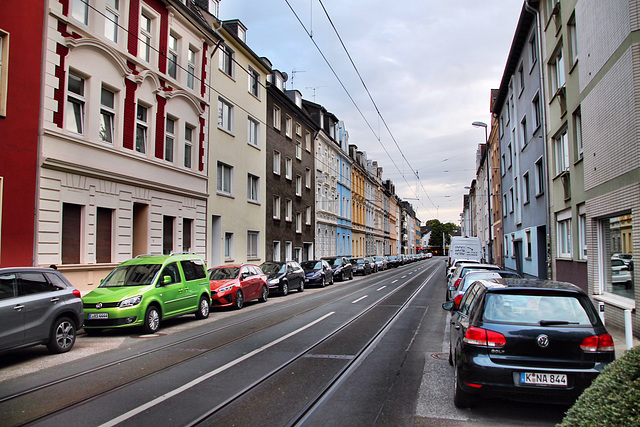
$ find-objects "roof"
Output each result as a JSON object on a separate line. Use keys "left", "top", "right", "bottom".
{"left": 478, "top": 278, "right": 586, "bottom": 294}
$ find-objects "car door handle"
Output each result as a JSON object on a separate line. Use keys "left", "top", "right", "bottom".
{"left": 13, "top": 305, "right": 25, "bottom": 311}
{"left": 50, "top": 297, "right": 60, "bottom": 303}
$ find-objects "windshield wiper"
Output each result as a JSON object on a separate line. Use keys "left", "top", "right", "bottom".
{"left": 539, "top": 320, "right": 579, "bottom": 326}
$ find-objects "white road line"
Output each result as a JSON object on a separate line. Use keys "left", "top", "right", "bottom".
{"left": 392, "top": 279, "right": 398, "bottom": 284}
{"left": 377, "top": 286, "right": 386, "bottom": 291}
{"left": 352, "top": 295, "right": 368, "bottom": 304}
{"left": 100, "top": 312, "right": 335, "bottom": 427}
{"left": 401, "top": 275, "right": 407, "bottom": 278}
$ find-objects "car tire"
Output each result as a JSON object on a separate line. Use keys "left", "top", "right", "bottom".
{"left": 298, "top": 281, "right": 305, "bottom": 292}
{"left": 47, "top": 316, "right": 76, "bottom": 354}
{"left": 341, "top": 271, "right": 345, "bottom": 282}
{"left": 234, "top": 290, "right": 244, "bottom": 310}
{"left": 350, "top": 270, "right": 354, "bottom": 280}
{"left": 330, "top": 275, "right": 334, "bottom": 285}
{"left": 453, "top": 365, "right": 474, "bottom": 408}
{"left": 281, "top": 282, "right": 289, "bottom": 296}
{"left": 258, "top": 285, "right": 268, "bottom": 303}
{"left": 142, "top": 305, "right": 161, "bottom": 334}
{"left": 448, "top": 343, "right": 453, "bottom": 366}
{"left": 195, "top": 295, "right": 210, "bottom": 319}
{"left": 320, "top": 276, "right": 326, "bottom": 288}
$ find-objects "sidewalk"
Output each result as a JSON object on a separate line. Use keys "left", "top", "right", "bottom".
{"left": 608, "top": 325, "right": 640, "bottom": 359}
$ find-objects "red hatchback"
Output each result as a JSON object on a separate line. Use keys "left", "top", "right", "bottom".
{"left": 208, "top": 264, "right": 269, "bottom": 310}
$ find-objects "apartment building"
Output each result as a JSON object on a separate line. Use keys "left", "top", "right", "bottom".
{"left": 335, "top": 121, "right": 353, "bottom": 257}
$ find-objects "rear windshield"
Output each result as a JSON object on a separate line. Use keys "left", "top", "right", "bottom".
{"left": 483, "top": 294, "right": 596, "bottom": 326}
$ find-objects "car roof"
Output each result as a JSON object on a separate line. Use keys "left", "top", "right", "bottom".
{"left": 122, "top": 253, "right": 204, "bottom": 265}
{"left": 209, "top": 264, "right": 256, "bottom": 270}
{"left": 474, "top": 278, "right": 586, "bottom": 294}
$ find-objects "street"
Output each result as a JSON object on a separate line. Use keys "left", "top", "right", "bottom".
{"left": 0, "top": 258, "right": 569, "bottom": 426}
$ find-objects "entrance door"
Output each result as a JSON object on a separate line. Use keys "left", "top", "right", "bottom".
{"left": 514, "top": 240, "right": 524, "bottom": 277}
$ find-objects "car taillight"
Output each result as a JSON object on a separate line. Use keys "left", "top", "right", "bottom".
{"left": 463, "top": 326, "right": 506, "bottom": 348}
{"left": 72, "top": 289, "right": 81, "bottom": 298}
{"left": 453, "top": 294, "right": 464, "bottom": 309}
{"left": 580, "top": 333, "right": 615, "bottom": 352}
{"left": 454, "top": 278, "right": 462, "bottom": 289}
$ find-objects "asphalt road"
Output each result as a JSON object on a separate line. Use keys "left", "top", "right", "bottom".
{"left": 0, "top": 258, "right": 570, "bottom": 426}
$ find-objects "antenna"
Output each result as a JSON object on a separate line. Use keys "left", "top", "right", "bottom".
{"left": 305, "top": 86, "right": 327, "bottom": 102}
{"left": 290, "top": 69, "right": 306, "bottom": 89}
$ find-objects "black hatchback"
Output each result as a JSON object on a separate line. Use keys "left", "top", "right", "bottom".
{"left": 442, "top": 278, "right": 615, "bottom": 408}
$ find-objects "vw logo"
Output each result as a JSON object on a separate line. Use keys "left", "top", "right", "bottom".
{"left": 537, "top": 334, "right": 549, "bottom": 348}
{"left": 96, "top": 302, "right": 103, "bottom": 309}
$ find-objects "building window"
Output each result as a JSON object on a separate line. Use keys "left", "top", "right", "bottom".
{"left": 503, "top": 194, "right": 508, "bottom": 217}
{"left": 72, "top": 0, "right": 89, "bottom": 25}
{"left": 219, "top": 44, "right": 234, "bottom": 77}
{"left": 578, "top": 204, "right": 587, "bottom": 260}
{"left": 523, "top": 171, "right": 530, "bottom": 204}
{"left": 509, "top": 188, "right": 514, "bottom": 213}
{"left": 285, "top": 241, "right": 292, "bottom": 260}
{"left": 163, "top": 215, "right": 174, "bottom": 255}
{"left": 568, "top": 14, "right": 578, "bottom": 65}
{"left": 0, "top": 30, "right": 8, "bottom": 117}
{"left": 556, "top": 211, "right": 572, "bottom": 258}
{"left": 504, "top": 234, "right": 509, "bottom": 258}
{"left": 525, "top": 229, "right": 532, "bottom": 259}
{"left": 187, "top": 47, "right": 196, "bottom": 89}
{"left": 306, "top": 206, "right": 311, "bottom": 225}
{"left": 599, "top": 214, "right": 634, "bottom": 298}
{"left": 528, "top": 33, "right": 537, "bottom": 69}
{"left": 248, "top": 117, "right": 259, "bottom": 147}
{"left": 96, "top": 207, "right": 113, "bottom": 263}
{"left": 550, "top": 48, "right": 565, "bottom": 94}
{"left": 273, "top": 241, "right": 281, "bottom": 262}
{"left": 66, "top": 73, "right": 85, "bottom": 134}
{"left": 135, "top": 104, "right": 148, "bottom": 154}
{"left": 305, "top": 168, "right": 311, "bottom": 188}
{"left": 165, "top": 117, "right": 175, "bottom": 162}
{"left": 182, "top": 218, "right": 192, "bottom": 253}
{"left": 218, "top": 97, "right": 233, "bottom": 133}
{"left": 296, "top": 213, "right": 302, "bottom": 233}
{"left": 99, "top": 87, "right": 115, "bottom": 143}
{"left": 139, "top": 12, "right": 153, "bottom": 63}
{"left": 521, "top": 116, "right": 528, "bottom": 147}
{"left": 168, "top": 34, "right": 178, "bottom": 79}
{"left": 554, "top": 129, "right": 569, "bottom": 175}
{"left": 62, "top": 203, "right": 82, "bottom": 264}
{"left": 295, "top": 123, "right": 302, "bottom": 137}
{"left": 532, "top": 93, "right": 541, "bottom": 130}
{"left": 247, "top": 231, "right": 259, "bottom": 259}
{"left": 184, "top": 124, "right": 194, "bottom": 168}
{"left": 285, "top": 157, "right": 292, "bottom": 180}
{"left": 273, "top": 106, "right": 281, "bottom": 130}
{"left": 501, "top": 154, "right": 506, "bottom": 176}
{"left": 574, "top": 108, "right": 583, "bottom": 160}
{"left": 518, "top": 64, "right": 524, "bottom": 94}
{"left": 105, "top": 0, "right": 119, "bottom": 42}
{"left": 273, "top": 196, "right": 280, "bottom": 219}
{"left": 285, "top": 116, "right": 292, "bottom": 138}
{"left": 285, "top": 199, "right": 292, "bottom": 222}
{"left": 224, "top": 232, "right": 233, "bottom": 259}
{"left": 535, "top": 158, "right": 544, "bottom": 195}
{"left": 295, "top": 175, "right": 302, "bottom": 196}
{"left": 295, "top": 140, "right": 302, "bottom": 160}
{"left": 273, "top": 150, "right": 281, "bottom": 175}
{"left": 508, "top": 143, "right": 513, "bottom": 169}
{"left": 305, "top": 131, "right": 311, "bottom": 151}
{"left": 248, "top": 66, "right": 260, "bottom": 97}
{"left": 217, "top": 162, "right": 233, "bottom": 195}
{"left": 247, "top": 174, "right": 259, "bottom": 203}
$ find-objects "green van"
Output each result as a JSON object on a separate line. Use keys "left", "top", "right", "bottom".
{"left": 82, "top": 254, "right": 211, "bottom": 334}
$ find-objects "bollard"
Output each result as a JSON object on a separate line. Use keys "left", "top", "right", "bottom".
{"left": 625, "top": 309, "right": 634, "bottom": 350}
{"left": 598, "top": 302, "right": 606, "bottom": 325}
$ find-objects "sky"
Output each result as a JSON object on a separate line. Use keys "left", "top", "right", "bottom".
{"left": 219, "top": 0, "right": 525, "bottom": 225}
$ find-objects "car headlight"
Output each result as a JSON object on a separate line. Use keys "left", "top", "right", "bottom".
{"left": 269, "top": 279, "right": 280, "bottom": 285}
{"left": 312, "top": 271, "right": 321, "bottom": 278}
{"left": 119, "top": 295, "right": 142, "bottom": 308}
{"left": 218, "top": 284, "right": 235, "bottom": 293}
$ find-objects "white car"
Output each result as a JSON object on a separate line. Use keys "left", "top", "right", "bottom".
{"left": 447, "top": 259, "right": 481, "bottom": 278}
{"left": 447, "top": 263, "right": 501, "bottom": 291}
{"left": 611, "top": 259, "right": 633, "bottom": 288}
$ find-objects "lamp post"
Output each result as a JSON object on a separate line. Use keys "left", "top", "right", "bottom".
{"left": 472, "top": 121, "right": 492, "bottom": 264}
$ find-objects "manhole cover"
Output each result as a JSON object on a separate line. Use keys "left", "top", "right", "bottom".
{"left": 430, "top": 352, "right": 449, "bottom": 361}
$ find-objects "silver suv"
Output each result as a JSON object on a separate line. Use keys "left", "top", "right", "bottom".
{"left": 0, "top": 267, "right": 84, "bottom": 354}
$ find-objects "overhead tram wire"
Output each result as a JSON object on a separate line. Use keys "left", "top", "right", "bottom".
{"left": 316, "top": 0, "right": 438, "bottom": 216}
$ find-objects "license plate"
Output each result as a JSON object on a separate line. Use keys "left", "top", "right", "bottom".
{"left": 88, "top": 313, "right": 109, "bottom": 319}
{"left": 521, "top": 372, "right": 567, "bottom": 386}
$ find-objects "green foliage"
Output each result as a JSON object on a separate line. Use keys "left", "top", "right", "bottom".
{"left": 559, "top": 346, "right": 640, "bottom": 426}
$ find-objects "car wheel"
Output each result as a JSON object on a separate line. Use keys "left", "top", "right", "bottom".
{"left": 142, "top": 305, "right": 161, "bottom": 334}
{"left": 350, "top": 270, "right": 354, "bottom": 280}
{"left": 47, "top": 317, "right": 76, "bottom": 354}
{"left": 281, "top": 282, "right": 289, "bottom": 296}
{"left": 298, "top": 280, "right": 305, "bottom": 292}
{"left": 341, "top": 271, "right": 345, "bottom": 281}
{"left": 330, "top": 275, "right": 334, "bottom": 285}
{"left": 195, "top": 295, "right": 210, "bottom": 319}
{"left": 453, "top": 365, "right": 474, "bottom": 408}
{"left": 234, "top": 290, "right": 244, "bottom": 310}
{"left": 258, "top": 285, "right": 268, "bottom": 303}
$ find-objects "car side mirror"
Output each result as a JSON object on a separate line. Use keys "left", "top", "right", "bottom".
{"left": 163, "top": 275, "right": 172, "bottom": 285}
{"left": 448, "top": 286, "right": 456, "bottom": 291}
{"left": 240, "top": 273, "right": 249, "bottom": 280}
{"left": 442, "top": 301, "right": 456, "bottom": 311}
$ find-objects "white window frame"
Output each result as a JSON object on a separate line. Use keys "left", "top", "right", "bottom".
{"left": 105, "top": 0, "right": 119, "bottom": 43}
{"left": 224, "top": 232, "right": 233, "bottom": 260}
{"left": 273, "top": 196, "right": 280, "bottom": 219}
{"left": 525, "top": 228, "right": 532, "bottom": 258}
{"left": 568, "top": 14, "right": 578, "bottom": 65}
{"left": 556, "top": 209, "right": 572, "bottom": 258}
{"left": 247, "top": 174, "right": 260, "bottom": 203}
{"left": 219, "top": 44, "right": 234, "bottom": 78}
{"left": 135, "top": 103, "right": 148, "bottom": 154}
{"left": 218, "top": 97, "right": 234, "bottom": 133}
{"left": 99, "top": 86, "right": 116, "bottom": 144}
{"left": 66, "top": 72, "right": 85, "bottom": 135}
{"left": 273, "top": 241, "right": 281, "bottom": 262}
{"left": 535, "top": 157, "right": 544, "bottom": 195}
{"left": 550, "top": 48, "right": 565, "bottom": 94}
{"left": 139, "top": 11, "right": 153, "bottom": 63}
{"left": 72, "top": 0, "right": 89, "bottom": 25}
{"left": 187, "top": 46, "right": 197, "bottom": 90}
{"left": 184, "top": 123, "right": 194, "bottom": 168}
{"left": 165, "top": 116, "right": 175, "bottom": 162}
{"left": 306, "top": 206, "right": 311, "bottom": 225}
{"left": 295, "top": 140, "right": 302, "bottom": 160}
{"left": 248, "top": 66, "right": 260, "bottom": 98}
{"left": 273, "top": 150, "right": 281, "bottom": 175}
{"left": 217, "top": 161, "right": 233, "bottom": 196}
{"left": 305, "top": 168, "right": 311, "bottom": 188}
{"left": 295, "top": 175, "right": 302, "bottom": 197}
{"left": 295, "top": 213, "right": 302, "bottom": 234}
{"left": 273, "top": 105, "right": 281, "bottom": 130}
{"left": 248, "top": 116, "right": 259, "bottom": 147}
{"left": 168, "top": 33, "right": 179, "bottom": 79}
{"left": 285, "top": 199, "right": 292, "bottom": 222}
{"left": 247, "top": 231, "right": 259, "bottom": 259}
{"left": 554, "top": 129, "right": 570, "bottom": 175}
{"left": 285, "top": 157, "right": 292, "bottom": 180}
{"left": 574, "top": 108, "right": 583, "bottom": 160}
{"left": 305, "top": 131, "right": 311, "bottom": 152}
{"left": 285, "top": 115, "right": 292, "bottom": 138}
{"left": 578, "top": 205, "right": 587, "bottom": 260}
{"left": 523, "top": 171, "right": 530, "bottom": 204}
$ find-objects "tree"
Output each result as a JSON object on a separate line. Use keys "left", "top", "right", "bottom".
{"left": 427, "top": 220, "right": 459, "bottom": 255}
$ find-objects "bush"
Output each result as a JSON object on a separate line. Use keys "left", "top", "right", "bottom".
{"left": 559, "top": 346, "right": 640, "bottom": 426}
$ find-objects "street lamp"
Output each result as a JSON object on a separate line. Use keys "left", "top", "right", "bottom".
{"left": 472, "top": 121, "right": 492, "bottom": 264}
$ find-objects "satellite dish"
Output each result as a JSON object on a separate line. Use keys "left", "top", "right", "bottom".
{"left": 281, "top": 72, "right": 289, "bottom": 82}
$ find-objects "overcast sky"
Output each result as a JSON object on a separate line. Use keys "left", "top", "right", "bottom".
{"left": 219, "top": 0, "right": 524, "bottom": 225}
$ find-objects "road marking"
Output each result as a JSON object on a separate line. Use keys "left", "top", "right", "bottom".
{"left": 392, "top": 279, "right": 398, "bottom": 284}
{"left": 352, "top": 295, "right": 368, "bottom": 304}
{"left": 402, "top": 275, "right": 407, "bottom": 278}
{"left": 377, "top": 286, "right": 386, "bottom": 291}
{"left": 99, "top": 312, "right": 335, "bottom": 427}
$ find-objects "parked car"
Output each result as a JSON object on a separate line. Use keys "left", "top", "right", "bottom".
{"left": 350, "top": 257, "right": 373, "bottom": 275}
{"left": 208, "top": 264, "right": 268, "bottom": 310}
{"left": 0, "top": 267, "right": 83, "bottom": 355}
{"left": 443, "top": 278, "right": 615, "bottom": 408}
{"left": 611, "top": 259, "right": 633, "bottom": 289}
{"left": 322, "top": 256, "right": 354, "bottom": 281}
{"left": 612, "top": 253, "right": 634, "bottom": 270}
{"left": 365, "top": 257, "right": 378, "bottom": 273}
{"left": 82, "top": 254, "right": 211, "bottom": 335}
{"left": 447, "top": 259, "right": 481, "bottom": 278}
{"left": 301, "top": 260, "right": 334, "bottom": 287}
{"left": 446, "top": 270, "right": 522, "bottom": 303}
{"left": 448, "top": 263, "right": 501, "bottom": 289}
{"left": 374, "top": 256, "right": 388, "bottom": 271}
{"left": 386, "top": 255, "right": 401, "bottom": 268}
{"left": 260, "top": 261, "right": 305, "bottom": 296}
{"left": 447, "top": 236, "right": 483, "bottom": 268}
